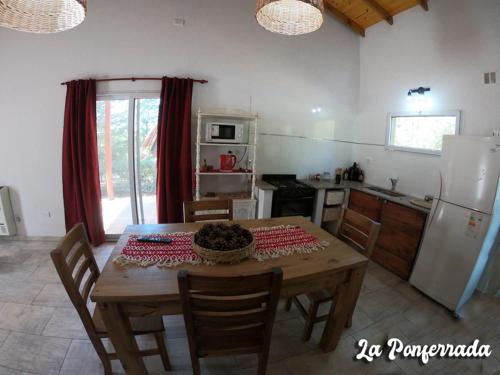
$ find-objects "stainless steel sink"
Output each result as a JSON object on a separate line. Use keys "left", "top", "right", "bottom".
{"left": 366, "top": 186, "right": 406, "bottom": 197}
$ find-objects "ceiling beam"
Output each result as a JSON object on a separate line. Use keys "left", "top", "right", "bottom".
{"left": 417, "top": 0, "right": 429, "bottom": 11}
{"left": 324, "top": 2, "right": 366, "bottom": 37}
{"left": 362, "top": 0, "right": 393, "bottom": 25}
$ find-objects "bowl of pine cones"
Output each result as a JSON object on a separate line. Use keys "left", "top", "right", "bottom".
{"left": 193, "top": 223, "right": 255, "bottom": 264}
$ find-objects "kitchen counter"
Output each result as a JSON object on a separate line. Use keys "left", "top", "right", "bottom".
{"left": 255, "top": 180, "right": 278, "bottom": 191}
{"left": 301, "top": 180, "right": 366, "bottom": 190}
{"left": 302, "top": 179, "right": 430, "bottom": 280}
{"left": 300, "top": 179, "right": 431, "bottom": 214}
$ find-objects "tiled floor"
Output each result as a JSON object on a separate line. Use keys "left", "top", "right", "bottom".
{"left": 0, "top": 239, "right": 498, "bottom": 375}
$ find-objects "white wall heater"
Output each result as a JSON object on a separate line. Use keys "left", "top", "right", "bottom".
{"left": 0, "top": 187, "right": 17, "bottom": 236}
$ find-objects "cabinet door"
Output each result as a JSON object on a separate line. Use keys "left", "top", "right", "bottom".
{"left": 348, "top": 190, "right": 383, "bottom": 221}
{"left": 233, "top": 200, "right": 256, "bottom": 220}
{"left": 372, "top": 201, "right": 427, "bottom": 279}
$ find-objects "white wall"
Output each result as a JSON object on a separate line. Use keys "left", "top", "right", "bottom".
{"left": 0, "top": 0, "right": 359, "bottom": 236}
{"left": 353, "top": 0, "right": 500, "bottom": 198}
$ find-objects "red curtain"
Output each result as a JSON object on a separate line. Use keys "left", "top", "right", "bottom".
{"left": 62, "top": 80, "right": 105, "bottom": 245}
{"left": 156, "top": 77, "right": 194, "bottom": 223}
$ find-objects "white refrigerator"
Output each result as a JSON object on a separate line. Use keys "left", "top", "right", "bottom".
{"left": 410, "top": 135, "right": 500, "bottom": 315}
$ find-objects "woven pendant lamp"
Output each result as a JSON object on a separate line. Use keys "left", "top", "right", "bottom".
{"left": 0, "top": 0, "right": 87, "bottom": 33}
{"left": 256, "top": 0, "right": 324, "bottom": 35}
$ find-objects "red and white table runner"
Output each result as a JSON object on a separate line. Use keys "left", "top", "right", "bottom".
{"left": 113, "top": 225, "right": 328, "bottom": 267}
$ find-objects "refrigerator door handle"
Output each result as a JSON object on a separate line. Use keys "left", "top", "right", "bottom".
{"left": 438, "top": 170, "right": 443, "bottom": 201}
{"left": 428, "top": 199, "right": 440, "bottom": 229}
{"left": 428, "top": 172, "right": 444, "bottom": 229}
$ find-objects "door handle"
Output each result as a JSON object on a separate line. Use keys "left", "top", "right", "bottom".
{"left": 427, "top": 199, "right": 439, "bottom": 229}
{"left": 427, "top": 172, "right": 443, "bottom": 228}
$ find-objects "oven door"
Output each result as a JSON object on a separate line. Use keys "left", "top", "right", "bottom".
{"left": 271, "top": 196, "right": 313, "bottom": 218}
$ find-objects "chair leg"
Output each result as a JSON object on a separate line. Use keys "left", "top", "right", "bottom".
{"left": 99, "top": 353, "right": 112, "bottom": 375}
{"left": 92, "top": 336, "right": 112, "bottom": 375}
{"left": 284, "top": 298, "right": 293, "bottom": 311}
{"left": 302, "top": 300, "right": 319, "bottom": 342}
{"left": 154, "top": 332, "right": 171, "bottom": 371}
{"left": 257, "top": 353, "right": 268, "bottom": 375}
{"left": 191, "top": 356, "right": 201, "bottom": 375}
{"left": 345, "top": 311, "right": 353, "bottom": 328}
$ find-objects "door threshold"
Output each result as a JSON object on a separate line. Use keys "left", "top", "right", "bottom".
{"left": 104, "top": 234, "right": 120, "bottom": 242}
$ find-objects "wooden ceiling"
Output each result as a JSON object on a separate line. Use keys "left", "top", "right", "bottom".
{"left": 324, "top": 0, "right": 429, "bottom": 36}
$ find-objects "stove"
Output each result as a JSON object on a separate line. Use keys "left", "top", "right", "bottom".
{"left": 262, "top": 174, "right": 315, "bottom": 218}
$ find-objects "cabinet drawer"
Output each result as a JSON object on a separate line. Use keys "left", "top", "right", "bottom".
{"left": 325, "top": 190, "right": 345, "bottom": 206}
{"left": 322, "top": 206, "right": 341, "bottom": 222}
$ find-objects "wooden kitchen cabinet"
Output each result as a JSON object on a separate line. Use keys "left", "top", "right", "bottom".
{"left": 348, "top": 190, "right": 427, "bottom": 280}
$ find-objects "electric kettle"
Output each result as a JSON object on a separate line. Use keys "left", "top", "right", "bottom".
{"left": 220, "top": 151, "right": 237, "bottom": 172}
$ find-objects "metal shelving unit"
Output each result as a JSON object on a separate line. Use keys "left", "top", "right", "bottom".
{"left": 198, "top": 172, "right": 256, "bottom": 176}
{"left": 195, "top": 109, "right": 259, "bottom": 219}
{"left": 199, "top": 142, "right": 255, "bottom": 147}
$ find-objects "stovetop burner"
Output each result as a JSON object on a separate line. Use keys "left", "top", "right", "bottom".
{"left": 262, "top": 174, "right": 315, "bottom": 199}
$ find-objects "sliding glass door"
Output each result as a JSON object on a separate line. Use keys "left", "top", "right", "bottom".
{"left": 135, "top": 98, "right": 160, "bottom": 226}
{"left": 96, "top": 95, "right": 160, "bottom": 235}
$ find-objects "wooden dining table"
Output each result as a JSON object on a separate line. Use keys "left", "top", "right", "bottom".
{"left": 91, "top": 216, "right": 368, "bottom": 374}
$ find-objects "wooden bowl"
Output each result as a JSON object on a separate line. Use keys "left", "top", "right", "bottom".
{"left": 193, "top": 239, "right": 255, "bottom": 264}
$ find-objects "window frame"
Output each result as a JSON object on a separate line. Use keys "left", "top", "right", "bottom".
{"left": 385, "top": 110, "right": 461, "bottom": 155}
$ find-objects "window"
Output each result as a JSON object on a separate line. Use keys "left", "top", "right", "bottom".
{"left": 96, "top": 94, "right": 160, "bottom": 234}
{"left": 386, "top": 111, "right": 460, "bottom": 155}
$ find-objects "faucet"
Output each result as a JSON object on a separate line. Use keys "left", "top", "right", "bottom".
{"left": 390, "top": 178, "right": 399, "bottom": 191}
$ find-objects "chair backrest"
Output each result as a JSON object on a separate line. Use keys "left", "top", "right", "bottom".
{"left": 183, "top": 199, "right": 233, "bottom": 223}
{"left": 178, "top": 268, "right": 283, "bottom": 359}
{"left": 335, "top": 208, "right": 381, "bottom": 258}
{"left": 50, "top": 223, "right": 101, "bottom": 334}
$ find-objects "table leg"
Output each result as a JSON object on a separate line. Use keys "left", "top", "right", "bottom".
{"left": 320, "top": 266, "right": 366, "bottom": 352}
{"left": 97, "top": 302, "right": 148, "bottom": 374}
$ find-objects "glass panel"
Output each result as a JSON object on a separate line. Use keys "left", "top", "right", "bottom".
{"left": 135, "top": 98, "right": 160, "bottom": 224}
{"left": 390, "top": 115, "right": 457, "bottom": 152}
{"left": 96, "top": 99, "right": 133, "bottom": 234}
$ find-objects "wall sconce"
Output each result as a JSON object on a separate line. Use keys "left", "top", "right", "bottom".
{"left": 406, "top": 87, "right": 432, "bottom": 111}
{"left": 407, "top": 87, "right": 431, "bottom": 96}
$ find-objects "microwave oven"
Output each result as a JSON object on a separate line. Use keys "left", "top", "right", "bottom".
{"left": 205, "top": 122, "right": 244, "bottom": 143}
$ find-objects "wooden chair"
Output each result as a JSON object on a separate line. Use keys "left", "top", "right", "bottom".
{"left": 183, "top": 199, "right": 233, "bottom": 223}
{"left": 285, "top": 208, "right": 381, "bottom": 340}
{"left": 50, "top": 223, "right": 171, "bottom": 375}
{"left": 178, "top": 268, "right": 283, "bottom": 375}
